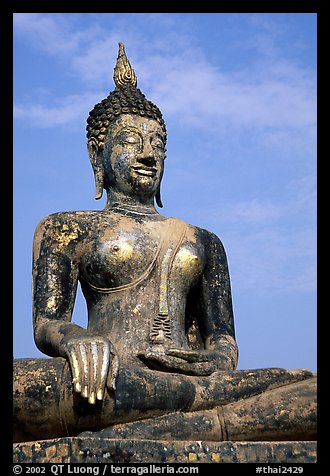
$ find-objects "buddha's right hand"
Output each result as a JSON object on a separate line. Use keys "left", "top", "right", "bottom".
{"left": 60, "top": 335, "right": 119, "bottom": 405}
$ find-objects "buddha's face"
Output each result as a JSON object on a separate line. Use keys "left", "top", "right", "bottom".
{"left": 103, "top": 114, "right": 166, "bottom": 202}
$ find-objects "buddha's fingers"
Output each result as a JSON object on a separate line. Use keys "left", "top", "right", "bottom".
{"left": 108, "top": 350, "right": 119, "bottom": 391}
{"left": 166, "top": 349, "right": 207, "bottom": 362}
{"left": 67, "top": 346, "right": 82, "bottom": 394}
{"left": 87, "top": 342, "right": 98, "bottom": 405}
{"left": 96, "top": 341, "right": 111, "bottom": 401}
{"left": 77, "top": 342, "right": 89, "bottom": 399}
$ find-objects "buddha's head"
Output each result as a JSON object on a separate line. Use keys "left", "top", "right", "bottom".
{"left": 86, "top": 43, "right": 167, "bottom": 207}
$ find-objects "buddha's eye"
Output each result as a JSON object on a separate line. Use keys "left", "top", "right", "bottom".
{"left": 124, "top": 135, "right": 140, "bottom": 145}
{"left": 151, "top": 137, "right": 165, "bottom": 150}
{"left": 116, "top": 130, "right": 141, "bottom": 147}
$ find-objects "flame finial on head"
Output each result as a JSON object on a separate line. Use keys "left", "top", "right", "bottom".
{"left": 113, "top": 42, "right": 137, "bottom": 88}
{"left": 87, "top": 42, "right": 166, "bottom": 153}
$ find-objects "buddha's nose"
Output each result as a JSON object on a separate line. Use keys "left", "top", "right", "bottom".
{"left": 137, "top": 140, "right": 156, "bottom": 166}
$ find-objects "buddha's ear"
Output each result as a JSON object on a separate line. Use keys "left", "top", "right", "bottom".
{"left": 155, "top": 158, "right": 165, "bottom": 208}
{"left": 87, "top": 139, "right": 104, "bottom": 200}
{"left": 155, "top": 185, "right": 163, "bottom": 208}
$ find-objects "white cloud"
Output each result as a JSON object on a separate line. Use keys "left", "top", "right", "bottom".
{"left": 184, "top": 171, "right": 316, "bottom": 296}
{"left": 14, "top": 13, "right": 82, "bottom": 56}
{"left": 14, "top": 13, "right": 316, "bottom": 140}
{"left": 227, "top": 227, "right": 316, "bottom": 295}
{"left": 14, "top": 91, "right": 106, "bottom": 128}
{"left": 149, "top": 56, "right": 316, "bottom": 135}
{"left": 220, "top": 199, "right": 283, "bottom": 224}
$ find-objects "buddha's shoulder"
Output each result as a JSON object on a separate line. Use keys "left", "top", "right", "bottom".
{"left": 174, "top": 218, "right": 225, "bottom": 251}
{"left": 36, "top": 209, "right": 103, "bottom": 224}
{"left": 171, "top": 217, "right": 221, "bottom": 241}
{"left": 33, "top": 210, "right": 108, "bottom": 242}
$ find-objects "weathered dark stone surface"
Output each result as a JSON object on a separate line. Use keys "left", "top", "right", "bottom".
{"left": 14, "top": 356, "right": 316, "bottom": 443}
{"left": 13, "top": 438, "right": 317, "bottom": 464}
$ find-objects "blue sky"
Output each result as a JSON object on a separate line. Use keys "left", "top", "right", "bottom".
{"left": 13, "top": 13, "right": 317, "bottom": 372}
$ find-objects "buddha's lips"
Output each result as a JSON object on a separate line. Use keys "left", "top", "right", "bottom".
{"left": 132, "top": 165, "right": 157, "bottom": 177}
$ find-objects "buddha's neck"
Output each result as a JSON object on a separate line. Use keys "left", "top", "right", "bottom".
{"left": 105, "top": 190, "right": 158, "bottom": 215}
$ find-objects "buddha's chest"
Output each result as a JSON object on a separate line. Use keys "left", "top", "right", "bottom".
{"left": 78, "top": 219, "right": 204, "bottom": 292}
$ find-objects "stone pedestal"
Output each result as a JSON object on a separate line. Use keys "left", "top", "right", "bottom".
{"left": 13, "top": 438, "right": 317, "bottom": 464}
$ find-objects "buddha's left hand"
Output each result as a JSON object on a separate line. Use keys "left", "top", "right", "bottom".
{"left": 138, "top": 348, "right": 234, "bottom": 375}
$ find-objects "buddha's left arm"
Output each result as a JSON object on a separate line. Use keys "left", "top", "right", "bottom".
{"left": 197, "top": 229, "right": 238, "bottom": 370}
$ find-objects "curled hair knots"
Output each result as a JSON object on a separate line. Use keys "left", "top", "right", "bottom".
{"left": 86, "top": 86, "right": 167, "bottom": 152}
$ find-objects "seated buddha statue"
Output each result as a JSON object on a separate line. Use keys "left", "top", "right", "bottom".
{"left": 13, "top": 43, "right": 316, "bottom": 444}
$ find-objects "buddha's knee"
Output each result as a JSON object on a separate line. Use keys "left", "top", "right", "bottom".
{"left": 221, "top": 377, "right": 317, "bottom": 441}
{"left": 190, "top": 367, "right": 315, "bottom": 411}
{"left": 14, "top": 357, "right": 66, "bottom": 442}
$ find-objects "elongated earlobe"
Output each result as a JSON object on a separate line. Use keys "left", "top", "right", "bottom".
{"left": 87, "top": 140, "right": 104, "bottom": 200}
{"left": 94, "top": 168, "right": 104, "bottom": 200}
{"left": 156, "top": 186, "right": 163, "bottom": 208}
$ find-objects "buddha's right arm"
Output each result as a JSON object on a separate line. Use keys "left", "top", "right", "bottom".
{"left": 32, "top": 214, "right": 86, "bottom": 357}
{"left": 32, "top": 214, "right": 116, "bottom": 404}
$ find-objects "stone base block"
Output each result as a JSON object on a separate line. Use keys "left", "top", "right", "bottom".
{"left": 13, "top": 438, "right": 317, "bottom": 464}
